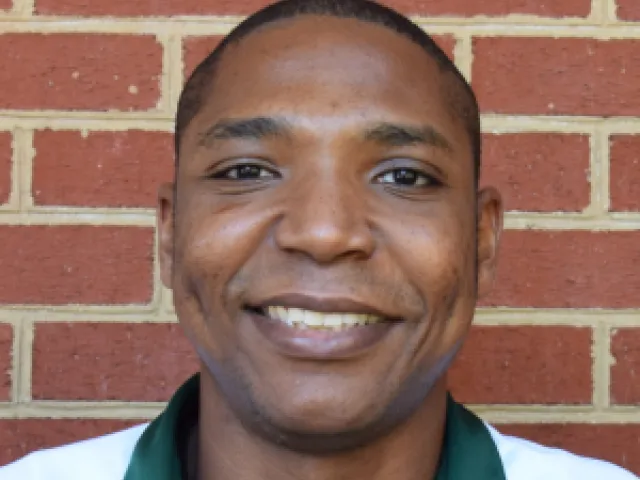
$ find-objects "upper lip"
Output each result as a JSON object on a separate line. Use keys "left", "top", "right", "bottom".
{"left": 248, "top": 293, "right": 402, "bottom": 320}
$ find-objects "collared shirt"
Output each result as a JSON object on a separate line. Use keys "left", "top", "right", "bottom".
{"left": 0, "top": 374, "right": 636, "bottom": 480}
{"left": 123, "top": 374, "right": 506, "bottom": 480}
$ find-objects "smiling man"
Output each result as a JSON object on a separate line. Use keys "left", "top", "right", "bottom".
{"left": 0, "top": 1, "right": 637, "bottom": 479}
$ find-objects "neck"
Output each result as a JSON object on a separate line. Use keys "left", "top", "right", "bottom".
{"left": 196, "top": 370, "right": 448, "bottom": 480}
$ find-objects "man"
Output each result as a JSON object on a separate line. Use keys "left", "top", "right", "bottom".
{"left": 1, "top": 1, "right": 636, "bottom": 479}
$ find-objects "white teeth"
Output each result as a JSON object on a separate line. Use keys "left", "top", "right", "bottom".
{"left": 265, "top": 307, "right": 384, "bottom": 329}
{"left": 289, "top": 308, "right": 305, "bottom": 325}
{"left": 323, "top": 314, "right": 343, "bottom": 328}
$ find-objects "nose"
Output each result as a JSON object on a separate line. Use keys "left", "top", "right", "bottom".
{"left": 274, "top": 173, "right": 376, "bottom": 264}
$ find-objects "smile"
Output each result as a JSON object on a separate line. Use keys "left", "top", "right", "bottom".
{"left": 243, "top": 295, "right": 401, "bottom": 359}
{"left": 264, "top": 306, "right": 386, "bottom": 330}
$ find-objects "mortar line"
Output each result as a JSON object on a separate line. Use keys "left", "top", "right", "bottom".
{"left": 476, "top": 409, "right": 640, "bottom": 424}
{"left": 595, "top": 322, "right": 612, "bottom": 410}
{"left": 0, "top": 401, "right": 164, "bottom": 420}
{"left": 453, "top": 34, "right": 472, "bottom": 82}
{"left": 16, "top": 317, "right": 33, "bottom": 403}
{"left": 475, "top": 313, "right": 640, "bottom": 328}
{"left": 165, "top": 33, "right": 183, "bottom": 117}
{"left": 592, "top": 0, "right": 604, "bottom": 24}
{"left": 10, "top": 0, "right": 34, "bottom": 16}
{"left": 0, "top": 311, "right": 178, "bottom": 323}
{"left": 12, "top": 128, "right": 34, "bottom": 211}
{"left": 0, "top": 304, "right": 159, "bottom": 316}
{"left": 481, "top": 116, "right": 640, "bottom": 132}
{"left": 594, "top": 0, "right": 612, "bottom": 25}
{"left": 3, "top": 19, "right": 640, "bottom": 36}
{"left": 606, "top": 0, "right": 619, "bottom": 22}
{"left": 163, "top": 286, "right": 175, "bottom": 314}
{"left": 155, "top": 34, "right": 172, "bottom": 115}
{"left": 587, "top": 126, "right": 611, "bottom": 215}
{"left": 503, "top": 213, "right": 640, "bottom": 230}
{"left": 473, "top": 314, "right": 598, "bottom": 328}
{"left": 0, "top": 210, "right": 156, "bottom": 226}
{"left": 0, "top": 112, "right": 174, "bottom": 126}
{"left": 0, "top": 14, "right": 612, "bottom": 28}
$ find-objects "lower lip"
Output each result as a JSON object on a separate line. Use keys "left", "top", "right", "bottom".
{"left": 247, "top": 311, "right": 398, "bottom": 360}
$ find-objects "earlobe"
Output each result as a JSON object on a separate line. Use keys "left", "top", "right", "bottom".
{"left": 476, "top": 186, "right": 503, "bottom": 298}
{"left": 158, "top": 183, "right": 176, "bottom": 289}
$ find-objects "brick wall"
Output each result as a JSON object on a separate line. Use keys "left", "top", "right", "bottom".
{"left": 0, "top": 0, "right": 639, "bottom": 474}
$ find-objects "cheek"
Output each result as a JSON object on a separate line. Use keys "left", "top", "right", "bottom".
{"left": 382, "top": 208, "right": 476, "bottom": 360}
{"left": 389, "top": 213, "right": 474, "bottom": 301}
{"left": 175, "top": 192, "right": 275, "bottom": 289}
{"left": 171, "top": 193, "right": 278, "bottom": 348}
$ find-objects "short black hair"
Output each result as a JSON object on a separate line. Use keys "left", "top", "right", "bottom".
{"left": 175, "top": 0, "right": 481, "bottom": 181}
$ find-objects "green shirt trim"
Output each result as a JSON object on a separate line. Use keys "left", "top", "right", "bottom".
{"left": 124, "top": 374, "right": 507, "bottom": 480}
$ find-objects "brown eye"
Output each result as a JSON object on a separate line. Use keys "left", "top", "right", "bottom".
{"left": 213, "top": 164, "right": 277, "bottom": 180}
{"left": 376, "top": 168, "right": 434, "bottom": 187}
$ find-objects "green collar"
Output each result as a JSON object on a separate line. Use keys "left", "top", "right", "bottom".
{"left": 124, "top": 374, "right": 506, "bottom": 480}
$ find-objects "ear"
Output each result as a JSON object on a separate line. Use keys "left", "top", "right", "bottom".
{"left": 158, "top": 183, "right": 175, "bottom": 289}
{"left": 476, "top": 186, "right": 503, "bottom": 298}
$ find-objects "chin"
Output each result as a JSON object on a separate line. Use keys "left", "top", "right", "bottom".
{"left": 248, "top": 363, "right": 450, "bottom": 453}
{"left": 252, "top": 406, "right": 394, "bottom": 454}
{"left": 236, "top": 380, "right": 401, "bottom": 453}
{"left": 268, "top": 400, "right": 383, "bottom": 435}
{"left": 243, "top": 379, "right": 431, "bottom": 454}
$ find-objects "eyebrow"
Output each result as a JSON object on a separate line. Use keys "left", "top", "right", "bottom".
{"left": 363, "top": 122, "right": 453, "bottom": 151}
{"left": 198, "top": 116, "right": 292, "bottom": 147}
{"left": 197, "top": 117, "right": 453, "bottom": 152}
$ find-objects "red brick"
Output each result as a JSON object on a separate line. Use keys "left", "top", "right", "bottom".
{"left": 449, "top": 326, "right": 592, "bottom": 404}
{"left": 499, "top": 424, "right": 640, "bottom": 476}
{"left": 0, "top": 419, "right": 140, "bottom": 466}
{"left": 33, "top": 323, "right": 197, "bottom": 401}
{"left": 481, "top": 134, "right": 590, "bottom": 212}
{"left": 35, "top": 0, "right": 590, "bottom": 17}
{"left": 0, "top": 34, "right": 161, "bottom": 111}
{"left": 35, "top": 0, "right": 264, "bottom": 16}
{"left": 484, "top": 231, "right": 640, "bottom": 308}
{"left": 0, "top": 0, "right": 10, "bottom": 9}
{"left": 33, "top": 130, "right": 173, "bottom": 208}
{"left": 473, "top": 38, "right": 640, "bottom": 116}
{"left": 610, "top": 135, "right": 640, "bottom": 212}
{"left": 0, "top": 325, "right": 12, "bottom": 401}
{"left": 183, "top": 34, "right": 455, "bottom": 80}
{"left": 617, "top": 0, "right": 640, "bottom": 21}
{"left": 385, "top": 0, "right": 590, "bottom": 17}
{"left": 0, "top": 226, "right": 153, "bottom": 305}
{"left": 611, "top": 328, "right": 640, "bottom": 405}
{"left": 0, "top": 132, "right": 11, "bottom": 205}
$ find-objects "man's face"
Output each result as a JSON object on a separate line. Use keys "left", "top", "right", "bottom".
{"left": 160, "top": 16, "right": 501, "bottom": 444}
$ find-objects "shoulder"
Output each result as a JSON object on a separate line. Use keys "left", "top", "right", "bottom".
{"left": 0, "top": 423, "right": 148, "bottom": 480}
{"left": 486, "top": 424, "right": 638, "bottom": 480}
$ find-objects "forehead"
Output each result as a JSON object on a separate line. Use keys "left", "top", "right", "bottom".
{"left": 186, "top": 16, "right": 468, "bottom": 154}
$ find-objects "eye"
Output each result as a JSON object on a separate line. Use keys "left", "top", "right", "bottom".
{"left": 375, "top": 168, "right": 438, "bottom": 188}
{"left": 211, "top": 164, "right": 277, "bottom": 180}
